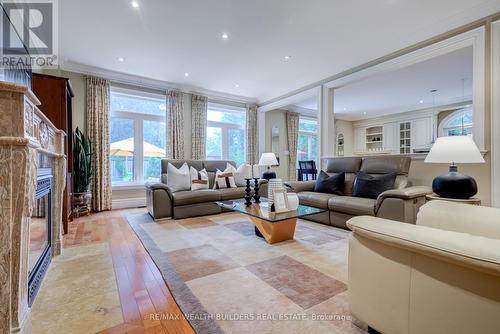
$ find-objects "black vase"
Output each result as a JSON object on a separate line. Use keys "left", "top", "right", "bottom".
{"left": 432, "top": 165, "right": 478, "bottom": 199}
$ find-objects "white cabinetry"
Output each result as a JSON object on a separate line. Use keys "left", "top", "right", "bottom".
{"left": 412, "top": 117, "right": 433, "bottom": 150}
{"left": 383, "top": 122, "right": 398, "bottom": 153}
{"left": 353, "top": 112, "right": 434, "bottom": 155}
{"left": 354, "top": 127, "right": 366, "bottom": 153}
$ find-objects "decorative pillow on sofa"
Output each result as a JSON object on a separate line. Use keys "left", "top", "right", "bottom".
{"left": 189, "top": 167, "right": 209, "bottom": 190}
{"left": 353, "top": 171, "right": 397, "bottom": 199}
{"left": 226, "top": 163, "right": 249, "bottom": 187}
{"left": 213, "top": 168, "right": 237, "bottom": 189}
{"left": 166, "top": 162, "right": 191, "bottom": 192}
{"left": 314, "top": 171, "right": 345, "bottom": 195}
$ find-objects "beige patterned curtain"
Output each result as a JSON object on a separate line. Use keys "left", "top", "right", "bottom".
{"left": 191, "top": 95, "right": 208, "bottom": 160}
{"left": 166, "top": 90, "right": 185, "bottom": 159}
{"left": 245, "top": 104, "right": 258, "bottom": 165}
{"left": 86, "top": 76, "right": 112, "bottom": 211}
{"left": 286, "top": 111, "right": 300, "bottom": 181}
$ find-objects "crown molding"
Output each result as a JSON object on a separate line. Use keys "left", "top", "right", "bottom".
{"left": 59, "top": 60, "right": 258, "bottom": 105}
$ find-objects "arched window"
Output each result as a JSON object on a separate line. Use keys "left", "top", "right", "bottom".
{"left": 439, "top": 108, "right": 473, "bottom": 137}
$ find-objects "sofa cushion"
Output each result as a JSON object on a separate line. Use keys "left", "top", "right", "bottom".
{"left": 314, "top": 171, "right": 345, "bottom": 195}
{"left": 353, "top": 171, "right": 397, "bottom": 199}
{"left": 166, "top": 162, "right": 191, "bottom": 192}
{"left": 171, "top": 189, "right": 221, "bottom": 206}
{"left": 298, "top": 191, "right": 338, "bottom": 209}
{"left": 218, "top": 187, "right": 247, "bottom": 200}
{"left": 329, "top": 196, "right": 376, "bottom": 216}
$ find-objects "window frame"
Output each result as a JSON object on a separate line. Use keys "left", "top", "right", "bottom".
{"left": 110, "top": 88, "right": 166, "bottom": 187}
{"left": 439, "top": 107, "right": 473, "bottom": 137}
{"left": 206, "top": 102, "right": 246, "bottom": 164}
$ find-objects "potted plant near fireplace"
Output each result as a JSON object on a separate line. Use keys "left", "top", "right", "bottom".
{"left": 72, "top": 127, "right": 92, "bottom": 217}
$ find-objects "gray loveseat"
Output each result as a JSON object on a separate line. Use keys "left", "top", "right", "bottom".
{"left": 145, "top": 159, "right": 267, "bottom": 220}
{"left": 286, "top": 156, "right": 432, "bottom": 229}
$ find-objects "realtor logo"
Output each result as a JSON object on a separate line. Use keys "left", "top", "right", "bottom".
{"left": 1, "top": 0, "right": 58, "bottom": 68}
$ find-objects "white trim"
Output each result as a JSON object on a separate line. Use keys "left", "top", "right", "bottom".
{"left": 112, "top": 197, "right": 147, "bottom": 210}
{"left": 324, "top": 27, "right": 486, "bottom": 151}
{"left": 438, "top": 107, "right": 473, "bottom": 137}
{"left": 60, "top": 60, "right": 258, "bottom": 105}
{"left": 492, "top": 20, "right": 500, "bottom": 208}
{"left": 257, "top": 87, "right": 321, "bottom": 113}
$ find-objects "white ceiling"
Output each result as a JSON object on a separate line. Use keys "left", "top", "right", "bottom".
{"left": 59, "top": 0, "right": 500, "bottom": 103}
{"left": 334, "top": 46, "right": 473, "bottom": 121}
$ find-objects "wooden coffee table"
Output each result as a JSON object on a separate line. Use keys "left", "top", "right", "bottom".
{"left": 216, "top": 199, "right": 326, "bottom": 244}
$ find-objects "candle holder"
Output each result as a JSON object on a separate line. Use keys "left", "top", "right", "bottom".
{"left": 244, "top": 178, "right": 253, "bottom": 206}
{"left": 253, "top": 178, "right": 261, "bottom": 203}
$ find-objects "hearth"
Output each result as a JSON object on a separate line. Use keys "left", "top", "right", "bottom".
{"left": 28, "top": 169, "right": 53, "bottom": 306}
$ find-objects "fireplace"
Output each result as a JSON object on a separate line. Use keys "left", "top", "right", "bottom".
{"left": 28, "top": 169, "right": 53, "bottom": 306}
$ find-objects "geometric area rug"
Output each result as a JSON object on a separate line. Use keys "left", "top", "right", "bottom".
{"left": 126, "top": 212, "right": 367, "bottom": 334}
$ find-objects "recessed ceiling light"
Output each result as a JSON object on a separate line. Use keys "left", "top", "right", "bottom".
{"left": 184, "top": 72, "right": 189, "bottom": 77}
{"left": 117, "top": 57, "right": 125, "bottom": 62}
{"left": 235, "top": 84, "right": 239, "bottom": 88}
{"left": 419, "top": 100, "right": 424, "bottom": 104}
{"left": 131, "top": 1, "right": 139, "bottom": 8}
{"left": 343, "top": 107, "right": 347, "bottom": 111}
{"left": 284, "top": 55, "right": 291, "bottom": 60}
{"left": 221, "top": 33, "right": 229, "bottom": 40}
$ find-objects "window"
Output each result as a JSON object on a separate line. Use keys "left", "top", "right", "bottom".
{"left": 440, "top": 108, "right": 473, "bottom": 137}
{"left": 110, "top": 89, "right": 166, "bottom": 185}
{"left": 206, "top": 103, "right": 246, "bottom": 165}
{"left": 297, "top": 117, "right": 318, "bottom": 164}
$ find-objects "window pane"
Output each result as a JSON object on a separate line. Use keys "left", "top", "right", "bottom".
{"left": 111, "top": 92, "right": 166, "bottom": 116}
{"left": 143, "top": 120, "right": 166, "bottom": 182}
{"left": 110, "top": 117, "right": 134, "bottom": 183}
{"left": 207, "top": 109, "right": 246, "bottom": 125}
{"left": 206, "top": 127, "right": 222, "bottom": 160}
{"left": 297, "top": 134, "right": 309, "bottom": 161}
{"left": 299, "top": 118, "right": 318, "bottom": 132}
{"left": 206, "top": 104, "right": 246, "bottom": 163}
{"left": 228, "top": 128, "right": 245, "bottom": 166}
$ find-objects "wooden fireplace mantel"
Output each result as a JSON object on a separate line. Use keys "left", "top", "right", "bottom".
{"left": 0, "top": 81, "right": 67, "bottom": 333}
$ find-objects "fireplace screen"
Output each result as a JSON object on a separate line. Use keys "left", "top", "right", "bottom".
{"left": 28, "top": 173, "right": 53, "bottom": 305}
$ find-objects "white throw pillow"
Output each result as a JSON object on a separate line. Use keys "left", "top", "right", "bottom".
{"left": 227, "top": 163, "right": 250, "bottom": 187}
{"left": 190, "top": 167, "right": 209, "bottom": 190}
{"left": 213, "top": 168, "right": 237, "bottom": 189}
{"left": 166, "top": 162, "right": 191, "bottom": 192}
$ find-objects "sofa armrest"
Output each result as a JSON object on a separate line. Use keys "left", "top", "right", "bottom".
{"left": 347, "top": 216, "right": 500, "bottom": 277}
{"left": 145, "top": 182, "right": 173, "bottom": 219}
{"left": 284, "top": 180, "right": 316, "bottom": 193}
{"left": 146, "top": 182, "right": 172, "bottom": 195}
{"left": 376, "top": 186, "right": 431, "bottom": 211}
{"left": 378, "top": 186, "right": 432, "bottom": 201}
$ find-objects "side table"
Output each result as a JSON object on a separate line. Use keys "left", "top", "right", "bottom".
{"left": 425, "top": 194, "right": 481, "bottom": 206}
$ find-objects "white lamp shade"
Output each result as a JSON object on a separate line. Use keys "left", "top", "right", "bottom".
{"left": 258, "top": 152, "right": 279, "bottom": 166}
{"left": 425, "top": 136, "right": 484, "bottom": 164}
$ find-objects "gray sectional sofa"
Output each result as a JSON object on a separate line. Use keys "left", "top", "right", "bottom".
{"left": 145, "top": 159, "right": 268, "bottom": 220}
{"left": 285, "top": 156, "right": 432, "bottom": 229}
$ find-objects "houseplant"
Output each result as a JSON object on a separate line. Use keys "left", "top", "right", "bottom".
{"left": 72, "top": 127, "right": 92, "bottom": 217}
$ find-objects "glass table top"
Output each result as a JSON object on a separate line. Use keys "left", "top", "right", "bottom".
{"left": 215, "top": 198, "right": 325, "bottom": 223}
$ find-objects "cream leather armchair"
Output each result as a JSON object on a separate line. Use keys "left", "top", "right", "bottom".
{"left": 347, "top": 201, "right": 500, "bottom": 334}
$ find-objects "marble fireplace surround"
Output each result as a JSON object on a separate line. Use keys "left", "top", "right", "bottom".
{"left": 0, "top": 82, "right": 66, "bottom": 333}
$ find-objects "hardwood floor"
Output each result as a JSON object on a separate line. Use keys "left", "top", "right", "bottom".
{"left": 63, "top": 209, "right": 195, "bottom": 334}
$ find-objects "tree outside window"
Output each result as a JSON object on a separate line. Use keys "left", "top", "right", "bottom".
{"left": 297, "top": 117, "right": 319, "bottom": 165}
{"left": 206, "top": 103, "right": 246, "bottom": 166}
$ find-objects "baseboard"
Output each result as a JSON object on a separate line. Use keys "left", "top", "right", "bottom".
{"left": 112, "top": 197, "right": 146, "bottom": 209}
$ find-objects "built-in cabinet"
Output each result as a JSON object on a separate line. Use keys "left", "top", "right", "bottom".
{"left": 353, "top": 112, "right": 435, "bottom": 155}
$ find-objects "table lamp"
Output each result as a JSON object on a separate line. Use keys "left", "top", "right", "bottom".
{"left": 424, "top": 136, "right": 484, "bottom": 199}
{"left": 258, "top": 152, "right": 279, "bottom": 180}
